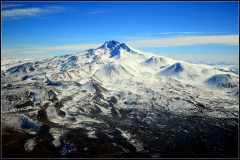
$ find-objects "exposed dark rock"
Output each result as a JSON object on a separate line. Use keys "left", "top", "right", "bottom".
{"left": 14, "top": 101, "right": 34, "bottom": 110}
{"left": 110, "top": 96, "right": 118, "bottom": 104}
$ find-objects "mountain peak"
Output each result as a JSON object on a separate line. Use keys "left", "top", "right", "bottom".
{"left": 170, "top": 62, "right": 184, "bottom": 72}
{"left": 100, "top": 40, "right": 121, "bottom": 50}
{"left": 97, "top": 40, "right": 135, "bottom": 56}
{"left": 104, "top": 40, "right": 120, "bottom": 44}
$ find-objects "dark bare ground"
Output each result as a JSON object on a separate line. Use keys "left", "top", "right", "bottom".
{"left": 37, "top": 108, "right": 59, "bottom": 127}
{"left": 62, "top": 128, "right": 150, "bottom": 158}
{"left": 2, "top": 132, "right": 30, "bottom": 158}
{"left": 2, "top": 103, "right": 62, "bottom": 158}
{"left": 2, "top": 103, "right": 238, "bottom": 158}
{"left": 2, "top": 124, "right": 60, "bottom": 158}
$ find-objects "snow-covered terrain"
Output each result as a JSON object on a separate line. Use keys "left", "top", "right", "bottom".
{"left": 1, "top": 40, "right": 239, "bottom": 158}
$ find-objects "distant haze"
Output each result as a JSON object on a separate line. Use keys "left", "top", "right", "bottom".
{"left": 159, "top": 53, "right": 239, "bottom": 63}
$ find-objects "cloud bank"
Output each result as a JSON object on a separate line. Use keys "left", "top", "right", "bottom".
{"left": 126, "top": 35, "right": 239, "bottom": 47}
{"left": 2, "top": 5, "right": 65, "bottom": 19}
{"left": 160, "top": 53, "right": 239, "bottom": 62}
{"left": 1, "top": 35, "right": 238, "bottom": 62}
{"left": 1, "top": 43, "right": 101, "bottom": 55}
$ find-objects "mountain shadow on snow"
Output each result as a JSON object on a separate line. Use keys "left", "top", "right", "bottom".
{"left": 157, "top": 62, "right": 184, "bottom": 77}
{"left": 205, "top": 74, "right": 238, "bottom": 88}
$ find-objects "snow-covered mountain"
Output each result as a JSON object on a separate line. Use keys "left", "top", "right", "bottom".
{"left": 141, "top": 56, "right": 174, "bottom": 70}
{"left": 1, "top": 40, "right": 239, "bottom": 158}
{"left": 3, "top": 40, "right": 237, "bottom": 84}
{"left": 205, "top": 74, "right": 239, "bottom": 89}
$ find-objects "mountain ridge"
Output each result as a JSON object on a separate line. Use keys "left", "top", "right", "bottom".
{"left": 1, "top": 40, "right": 239, "bottom": 158}
{"left": 2, "top": 40, "right": 239, "bottom": 87}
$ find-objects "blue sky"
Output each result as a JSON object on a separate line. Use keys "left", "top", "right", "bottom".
{"left": 1, "top": 1, "right": 239, "bottom": 62}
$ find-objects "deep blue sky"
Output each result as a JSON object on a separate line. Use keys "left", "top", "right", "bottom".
{"left": 1, "top": 2, "right": 239, "bottom": 62}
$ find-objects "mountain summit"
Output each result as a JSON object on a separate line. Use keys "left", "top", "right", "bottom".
{"left": 82, "top": 40, "right": 139, "bottom": 60}
{"left": 99, "top": 40, "right": 121, "bottom": 50}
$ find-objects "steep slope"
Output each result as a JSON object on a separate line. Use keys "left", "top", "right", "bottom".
{"left": 205, "top": 74, "right": 239, "bottom": 89}
{"left": 94, "top": 63, "right": 136, "bottom": 80}
{"left": 155, "top": 62, "right": 201, "bottom": 80}
{"left": 141, "top": 56, "right": 174, "bottom": 70}
{"left": 97, "top": 40, "right": 138, "bottom": 57}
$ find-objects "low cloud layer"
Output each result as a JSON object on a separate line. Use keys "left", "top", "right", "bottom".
{"left": 160, "top": 53, "right": 239, "bottom": 62}
{"left": 126, "top": 35, "right": 239, "bottom": 47}
{"left": 1, "top": 43, "right": 101, "bottom": 55}
{"left": 1, "top": 35, "right": 239, "bottom": 62}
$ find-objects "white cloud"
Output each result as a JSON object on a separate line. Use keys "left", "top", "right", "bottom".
{"left": 142, "top": 32, "right": 203, "bottom": 35}
{"left": 32, "top": 43, "right": 102, "bottom": 51}
{"left": 2, "top": 8, "right": 42, "bottom": 18}
{"left": 1, "top": 5, "right": 65, "bottom": 19}
{"left": 18, "top": 50, "right": 48, "bottom": 54}
{"left": 1, "top": 3, "right": 24, "bottom": 9}
{"left": 1, "top": 43, "right": 102, "bottom": 55}
{"left": 116, "top": 32, "right": 229, "bottom": 40}
{"left": 86, "top": 10, "right": 105, "bottom": 14}
{"left": 126, "top": 35, "right": 239, "bottom": 47}
{"left": 160, "top": 53, "right": 239, "bottom": 62}
{"left": 141, "top": 32, "right": 228, "bottom": 35}
{"left": 1, "top": 49, "right": 18, "bottom": 54}
{"left": 2, "top": 35, "right": 238, "bottom": 62}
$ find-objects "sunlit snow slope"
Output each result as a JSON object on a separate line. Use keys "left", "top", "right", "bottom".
{"left": 1, "top": 40, "right": 239, "bottom": 134}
